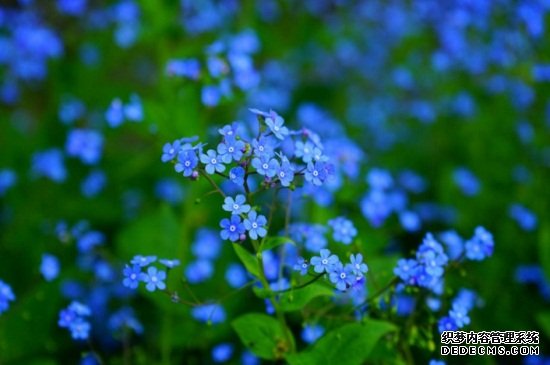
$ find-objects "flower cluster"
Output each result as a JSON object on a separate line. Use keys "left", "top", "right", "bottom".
{"left": 123, "top": 255, "right": 178, "bottom": 292}
{"left": 58, "top": 301, "right": 92, "bottom": 340}
{"left": 395, "top": 228, "right": 494, "bottom": 292}
{"left": 105, "top": 94, "right": 144, "bottom": 128}
{"left": 438, "top": 289, "right": 477, "bottom": 332}
{"left": 294, "top": 249, "right": 369, "bottom": 292}
{"left": 167, "top": 30, "right": 260, "bottom": 106}
{"left": 0, "top": 280, "right": 15, "bottom": 315}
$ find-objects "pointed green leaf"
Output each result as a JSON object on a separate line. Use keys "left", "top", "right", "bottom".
{"left": 279, "top": 282, "right": 333, "bottom": 312}
{"left": 232, "top": 243, "right": 260, "bottom": 278}
{"left": 286, "top": 319, "right": 397, "bottom": 365}
{"left": 260, "top": 236, "right": 295, "bottom": 252}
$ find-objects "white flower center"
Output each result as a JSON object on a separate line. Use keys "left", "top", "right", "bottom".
{"left": 252, "top": 222, "right": 258, "bottom": 228}
{"left": 262, "top": 163, "right": 268, "bottom": 169}
{"left": 313, "top": 170, "right": 319, "bottom": 176}
{"left": 274, "top": 125, "right": 279, "bottom": 131}
{"left": 280, "top": 172, "right": 285, "bottom": 178}
{"left": 259, "top": 146, "right": 264, "bottom": 151}
{"left": 151, "top": 276, "right": 158, "bottom": 283}
{"left": 228, "top": 147, "right": 234, "bottom": 153}
{"left": 340, "top": 273, "right": 346, "bottom": 279}
{"left": 130, "top": 274, "right": 136, "bottom": 280}
{"left": 185, "top": 161, "right": 191, "bottom": 167}
{"left": 233, "top": 204, "right": 239, "bottom": 210}
{"left": 169, "top": 148, "right": 174, "bottom": 154}
{"left": 321, "top": 259, "right": 328, "bottom": 265}
{"left": 211, "top": 158, "right": 217, "bottom": 164}
{"left": 230, "top": 225, "right": 236, "bottom": 232}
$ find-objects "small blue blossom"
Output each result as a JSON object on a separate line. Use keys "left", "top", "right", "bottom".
{"left": 0, "top": 169, "right": 17, "bottom": 196}
{"left": 438, "top": 316, "right": 458, "bottom": 332}
{"left": 220, "top": 215, "right": 246, "bottom": 242}
{"left": 293, "top": 257, "right": 309, "bottom": 276}
{"left": 155, "top": 179, "right": 184, "bottom": 204}
{"left": 509, "top": 204, "right": 538, "bottom": 231}
{"left": 31, "top": 149, "right": 67, "bottom": 182}
{"left": 105, "top": 98, "right": 125, "bottom": 127}
{"left": 81, "top": 170, "right": 107, "bottom": 198}
{"left": 295, "top": 141, "right": 316, "bottom": 163}
{"left": 229, "top": 166, "right": 245, "bottom": 185}
{"left": 276, "top": 157, "right": 294, "bottom": 187}
{"left": 349, "top": 254, "right": 368, "bottom": 278}
{"left": 328, "top": 217, "right": 357, "bottom": 244}
{"left": 130, "top": 255, "right": 157, "bottom": 267}
{"left": 159, "top": 259, "right": 180, "bottom": 269}
{"left": 58, "top": 301, "right": 91, "bottom": 340}
{"left": 124, "top": 94, "right": 143, "bottom": 122}
{"left": 310, "top": 249, "right": 339, "bottom": 274}
{"left": 217, "top": 137, "right": 245, "bottom": 163}
{"left": 251, "top": 155, "right": 279, "bottom": 177}
{"left": 201, "top": 85, "right": 221, "bottom": 106}
{"left": 0, "top": 280, "right": 15, "bottom": 315}
{"left": 175, "top": 149, "right": 199, "bottom": 177}
{"left": 191, "top": 303, "right": 226, "bottom": 324}
{"left": 225, "top": 263, "right": 248, "bottom": 288}
{"left": 305, "top": 162, "right": 328, "bottom": 186}
{"left": 185, "top": 260, "right": 214, "bottom": 284}
{"left": 140, "top": 266, "right": 167, "bottom": 292}
{"left": 465, "top": 226, "right": 494, "bottom": 261}
{"left": 222, "top": 195, "right": 251, "bottom": 215}
{"left": 265, "top": 111, "right": 289, "bottom": 140}
{"left": 162, "top": 140, "right": 182, "bottom": 162}
{"left": 122, "top": 265, "right": 142, "bottom": 289}
{"left": 192, "top": 229, "right": 222, "bottom": 260}
{"left": 166, "top": 58, "right": 200, "bottom": 79}
{"left": 108, "top": 307, "right": 143, "bottom": 334}
{"left": 218, "top": 122, "right": 240, "bottom": 137}
{"left": 69, "top": 318, "right": 91, "bottom": 340}
{"left": 252, "top": 136, "right": 276, "bottom": 158}
{"left": 394, "top": 259, "right": 418, "bottom": 282}
{"left": 453, "top": 167, "right": 480, "bottom": 196}
{"left": 40, "top": 254, "right": 60, "bottom": 282}
{"left": 65, "top": 129, "right": 104, "bottom": 165}
{"left": 212, "top": 343, "right": 233, "bottom": 363}
{"left": 301, "top": 324, "right": 325, "bottom": 344}
{"left": 243, "top": 211, "right": 268, "bottom": 239}
{"left": 449, "top": 303, "right": 470, "bottom": 328}
{"left": 329, "top": 262, "right": 354, "bottom": 291}
{"left": 76, "top": 231, "right": 105, "bottom": 253}
{"left": 201, "top": 149, "right": 226, "bottom": 174}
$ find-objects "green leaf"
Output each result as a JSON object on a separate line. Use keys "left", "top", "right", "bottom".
{"left": 232, "top": 313, "right": 294, "bottom": 360}
{"left": 260, "top": 236, "right": 295, "bottom": 252}
{"left": 539, "top": 224, "right": 550, "bottom": 281}
{"left": 286, "top": 319, "right": 397, "bottom": 365}
{"left": 536, "top": 311, "right": 550, "bottom": 339}
{"left": 232, "top": 243, "right": 260, "bottom": 278}
{"left": 279, "top": 282, "right": 333, "bottom": 312}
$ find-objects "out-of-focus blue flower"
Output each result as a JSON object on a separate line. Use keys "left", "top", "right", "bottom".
{"left": 328, "top": 217, "right": 357, "bottom": 244}
{"left": 453, "top": 167, "right": 480, "bottom": 196}
{"left": 449, "top": 303, "right": 470, "bottom": 327}
{"left": 105, "top": 98, "right": 124, "bottom": 127}
{"left": 57, "top": 0, "right": 87, "bottom": 16}
{"left": 301, "top": 324, "right": 324, "bottom": 344}
{"left": 159, "top": 259, "right": 180, "bottom": 269}
{"left": 225, "top": 263, "right": 248, "bottom": 288}
{"left": 81, "top": 170, "right": 107, "bottom": 198}
{"left": 0, "top": 169, "right": 17, "bottom": 196}
{"left": 399, "top": 211, "right": 421, "bottom": 232}
{"left": 0, "top": 280, "right": 15, "bottom": 315}
{"left": 185, "top": 260, "right": 214, "bottom": 284}
{"left": 59, "top": 97, "right": 85, "bottom": 124}
{"left": 241, "top": 351, "right": 260, "bottom": 365}
{"left": 40, "top": 253, "right": 60, "bottom": 281}
{"left": 166, "top": 58, "right": 200, "bottom": 79}
{"left": 130, "top": 255, "right": 157, "bottom": 267}
{"left": 212, "top": 343, "right": 233, "bottom": 363}
{"left": 108, "top": 307, "right": 143, "bottom": 334}
{"left": 229, "top": 166, "right": 245, "bottom": 186}
{"left": 509, "top": 204, "right": 538, "bottom": 231}
{"left": 201, "top": 85, "right": 221, "bottom": 106}
{"left": 32, "top": 149, "right": 67, "bottom": 182}
{"left": 66, "top": 129, "right": 104, "bottom": 165}
{"left": 192, "top": 229, "right": 222, "bottom": 260}
{"left": 191, "top": 303, "right": 226, "bottom": 324}
{"left": 464, "top": 226, "right": 494, "bottom": 261}
{"left": 77, "top": 231, "right": 105, "bottom": 253}
{"left": 124, "top": 94, "right": 143, "bottom": 122}
{"left": 122, "top": 264, "right": 141, "bottom": 289}
{"left": 438, "top": 316, "right": 458, "bottom": 332}
{"left": 58, "top": 301, "right": 91, "bottom": 340}
{"left": 155, "top": 178, "right": 184, "bottom": 204}
{"left": 439, "top": 230, "right": 464, "bottom": 260}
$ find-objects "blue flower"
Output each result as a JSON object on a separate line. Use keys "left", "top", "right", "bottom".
{"left": 293, "top": 257, "right": 309, "bottom": 276}
{"left": 0, "top": 169, "right": 17, "bottom": 196}
{"left": 166, "top": 58, "right": 200, "bottom": 79}
{"left": 0, "top": 280, "right": 15, "bottom": 315}
{"left": 124, "top": 94, "right": 143, "bottom": 122}
{"left": 76, "top": 231, "right": 105, "bottom": 253}
{"left": 509, "top": 204, "right": 537, "bottom": 231}
{"left": 105, "top": 98, "right": 125, "bottom": 127}
{"left": 329, "top": 262, "right": 354, "bottom": 291}
{"left": 31, "top": 149, "right": 67, "bottom": 182}
{"left": 252, "top": 155, "right": 279, "bottom": 177}
{"left": 192, "top": 229, "right": 222, "bottom": 260}
{"left": 310, "top": 249, "right": 339, "bottom": 274}
{"left": 161, "top": 140, "right": 182, "bottom": 162}
{"left": 191, "top": 303, "right": 226, "bottom": 324}
{"left": 217, "top": 137, "right": 245, "bottom": 163}
{"left": 130, "top": 255, "right": 157, "bottom": 267}
{"left": 65, "top": 129, "right": 104, "bottom": 165}
{"left": 225, "top": 263, "right": 248, "bottom": 288}
{"left": 58, "top": 301, "right": 91, "bottom": 340}
{"left": 265, "top": 111, "right": 289, "bottom": 140}
{"left": 349, "top": 254, "right": 368, "bottom": 278}
{"left": 40, "top": 254, "right": 60, "bottom": 282}
{"left": 201, "top": 149, "right": 226, "bottom": 174}
{"left": 81, "top": 170, "right": 107, "bottom": 198}
{"left": 243, "top": 211, "right": 268, "bottom": 239}
{"left": 122, "top": 264, "right": 142, "bottom": 289}
{"left": 453, "top": 167, "right": 480, "bottom": 196}
{"left": 305, "top": 162, "right": 328, "bottom": 186}
{"left": 295, "top": 141, "right": 316, "bottom": 163}
{"left": 175, "top": 149, "right": 198, "bottom": 177}
{"left": 155, "top": 179, "right": 184, "bottom": 204}
{"left": 252, "top": 136, "right": 276, "bottom": 158}
{"left": 229, "top": 166, "right": 245, "bottom": 185}
{"left": 328, "top": 217, "right": 357, "bottom": 244}
{"left": 159, "top": 259, "right": 181, "bottom": 269}
{"left": 465, "top": 226, "right": 494, "bottom": 261}
{"left": 212, "top": 343, "right": 233, "bottom": 363}
{"left": 108, "top": 307, "right": 143, "bottom": 334}
{"left": 220, "top": 215, "right": 245, "bottom": 242}
{"left": 438, "top": 316, "right": 458, "bottom": 332}
{"left": 449, "top": 303, "right": 470, "bottom": 328}
{"left": 201, "top": 85, "right": 221, "bottom": 106}
{"left": 140, "top": 266, "right": 167, "bottom": 292}
{"left": 222, "top": 194, "right": 251, "bottom": 215}
{"left": 185, "top": 260, "right": 214, "bottom": 284}
{"left": 394, "top": 259, "right": 418, "bottom": 282}
{"left": 276, "top": 157, "right": 294, "bottom": 187}
{"left": 301, "top": 324, "right": 325, "bottom": 344}
{"left": 69, "top": 318, "right": 91, "bottom": 340}
{"left": 218, "top": 122, "right": 240, "bottom": 137}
